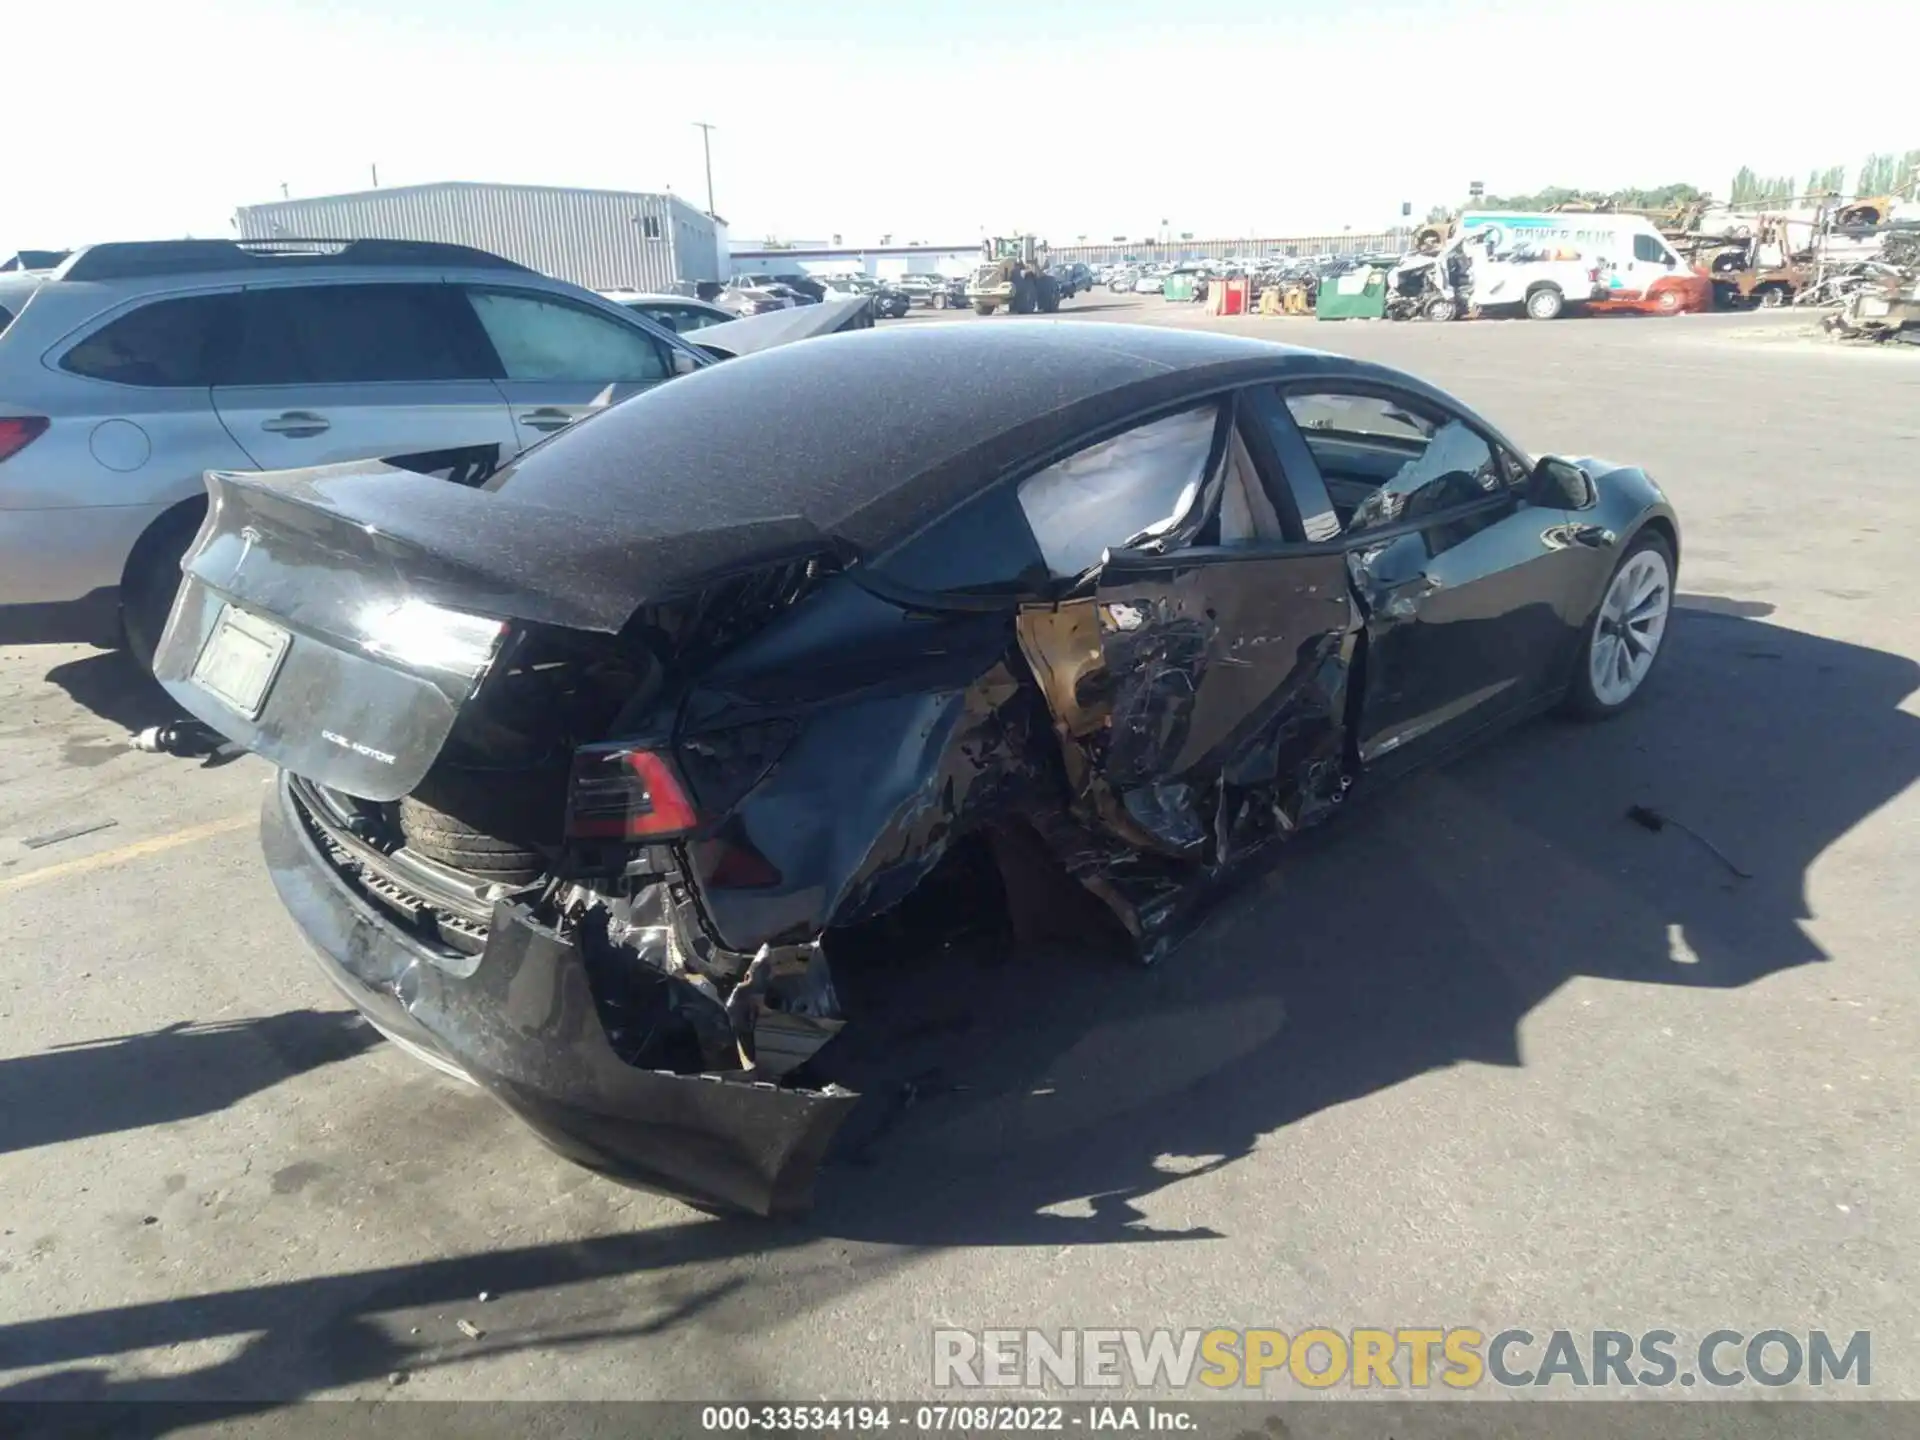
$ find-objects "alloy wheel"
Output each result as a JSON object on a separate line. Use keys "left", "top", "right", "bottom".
{"left": 1589, "top": 547, "right": 1672, "bottom": 706}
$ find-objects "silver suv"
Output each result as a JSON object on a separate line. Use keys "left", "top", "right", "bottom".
{"left": 0, "top": 239, "right": 706, "bottom": 664}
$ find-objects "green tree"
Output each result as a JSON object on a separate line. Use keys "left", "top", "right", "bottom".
{"left": 1898, "top": 149, "right": 1920, "bottom": 196}
{"left": 1806, "top": 164, "right": 1847, "bottom": 196}
{"left": 1858, "top": 153, "right": 1896, "bottom": 195}
{"left": 1425, "top": 204, "right": 1452, "bottom": 223}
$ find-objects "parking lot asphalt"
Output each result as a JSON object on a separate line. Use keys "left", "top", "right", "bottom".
{"left": 1, "top": 298, "right": 1914, "bottom": 1404}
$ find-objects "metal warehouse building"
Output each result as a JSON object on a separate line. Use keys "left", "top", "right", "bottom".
{"left": 234, "top": 181, "right": 725, "bottom": 290}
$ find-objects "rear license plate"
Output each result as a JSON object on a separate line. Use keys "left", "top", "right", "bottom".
{"left": 191, "top": 604, "right": 291, "bottom": 718}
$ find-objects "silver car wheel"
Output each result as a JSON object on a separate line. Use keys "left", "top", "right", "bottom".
{"left": 1589, "top": 547, "right": 1671, "bottom": 706}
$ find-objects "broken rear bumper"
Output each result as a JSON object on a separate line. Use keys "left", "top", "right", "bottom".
{"left": 260, "top": 773, "right": 857, "bottom": 1215}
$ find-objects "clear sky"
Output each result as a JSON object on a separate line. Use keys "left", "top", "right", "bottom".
{"left": 9, "top": 0, "right": 1917, "bottom": 250}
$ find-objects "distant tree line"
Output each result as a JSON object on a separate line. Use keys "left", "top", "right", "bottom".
{"left": 1432, "top": 150, "right": 1917, "bottom": 219}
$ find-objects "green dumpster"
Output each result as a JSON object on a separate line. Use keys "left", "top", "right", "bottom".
{"left": 1316, "top": 266, "right": 1388, "bottom": 320}
{"left": 1162, "top": 272, "right": 1198, "bottom": 302}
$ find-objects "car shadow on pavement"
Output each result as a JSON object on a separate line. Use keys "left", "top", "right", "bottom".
{"left": 0, "top": 610, "right": 1912, "bottom": 1407}
{"left": 800, "top": 603, "right": 1918, "bottom": 1242}
{"left": 43, "top": 649, "right": 186, "bottom": 734}
{"left": 0, "top": 1010, "right": 377, "bottom": 1157}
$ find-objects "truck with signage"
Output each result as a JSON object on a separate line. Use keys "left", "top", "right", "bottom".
{"left": 1451, "top": 211, "right": 1713, "bottom": 317}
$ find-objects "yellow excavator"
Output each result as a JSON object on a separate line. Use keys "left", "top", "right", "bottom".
{"left": 964, "top": 235, "right": 1061, "bottom": 315}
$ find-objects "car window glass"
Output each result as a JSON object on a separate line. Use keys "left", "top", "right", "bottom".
{"left": 1017, "top": 406, "right": 1218, "bottom": 579}
{"left": 1284, "top": 391, "right": 1500, "bottom": 533}
{"left": 0, "top": 304, "right": 13, "bottom": 336}
{"left": 227, "top": 284, "right": 488, "bottom": 386}
{"left": 466, "top": 290, "right": 669, "bottom": 383}
{"left": 62, "top": 294, "right": 238, "bottom": 387}
{"left": 1633, "top": 233, "right": 1667, "bottom": 263}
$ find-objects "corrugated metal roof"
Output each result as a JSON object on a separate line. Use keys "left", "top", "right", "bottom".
{"left": 234, "top": 182, "right": 722, "bottom": 289}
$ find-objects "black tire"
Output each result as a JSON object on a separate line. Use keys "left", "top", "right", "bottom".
{"left": 120, "top": 504, "right": 206, "bottom": 671}
{"left": 973, "top": 301, "right": 995, "bottom": 315}
{"left": 1525, "top": 285, "right": 1565, "bottom": 320}
{"left": 1757, "top": 284, "right": 1790, "bottom": 309}
{"left": 1038, "top": 278, "right": 1061, "bottom": 313}
{"left": 1560, "top": 530, "right": 1676, "bottom": 721}
{"left": 399, "top": 764, "right": 567, "bottom": 884}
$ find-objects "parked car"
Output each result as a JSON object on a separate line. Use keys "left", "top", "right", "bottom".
{"left": 598, "top": 290, "right": 735, "bottom": 334}
{"left": 0, "top": 239, "right": 715, "bottom": 665}
{"left": 731, "top": 272, "right": 827, "bottom": 303}
{"left": 868, "top": 280, "right": 912, "bottom": 319}
{"left": 1052, "top": 262, "right": 1092, "bottom": 298}
{"left": 155, "top": 322, "right": 1680, "bottom": 1216}
{"left": 894, "top": 274, "right": 946, "bottom": 307}
{"left": 715, "top": 285, "right": 796, "bottom": 317}
{"left": 819, "top": 276, "right": 910, "bottom": 319}
{"left": 1108, "top": 268, "right": 1140, "bottom": 293}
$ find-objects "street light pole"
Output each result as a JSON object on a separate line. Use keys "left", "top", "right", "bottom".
{"left": 693, "top": 122, "right": 717, "bottom": 217}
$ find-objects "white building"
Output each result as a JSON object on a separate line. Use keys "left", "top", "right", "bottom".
{"left": 729, "top": 239, "right": 981, "bottom": 280}
{"left": 235, "top": 181, "right": 727, "bottom": 290}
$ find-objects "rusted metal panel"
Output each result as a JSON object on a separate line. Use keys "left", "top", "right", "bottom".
{"left": 234, "top": 182, "right": 723, "bottom": 288}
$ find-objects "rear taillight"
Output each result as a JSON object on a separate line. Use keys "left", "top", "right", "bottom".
{"left": 565, "top": 744, "right": 699, "bottom": 841}
{"left": 0, "top": 416, "right": 48, "bottom": 464}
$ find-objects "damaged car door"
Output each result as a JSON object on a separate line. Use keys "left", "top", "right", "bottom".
{"left": 1268, "top": 382, "right": 1583, "bottom": 774}
{"left": 1016, "top": 399, "right": 1360, "bottom": 860}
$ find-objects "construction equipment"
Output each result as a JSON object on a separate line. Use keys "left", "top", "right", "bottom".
{"left": 965, "top": 235, "right": 1061, "bottom": 315}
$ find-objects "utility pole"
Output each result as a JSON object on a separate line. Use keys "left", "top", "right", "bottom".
{"left": 371, "top": 163, "right": 379, "bottom": 188}
{"left": 692, "top": 122, "right": 717, "bottom": 217}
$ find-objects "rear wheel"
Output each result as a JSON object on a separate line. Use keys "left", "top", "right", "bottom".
{"left": 1652, "top": 287, "right": 1684, "bottom": 314}
{"left": 973, "top": 301, "right": 996, "bottom": 315}
{"left": 1424, "top": 295, "right": 1458, "bottom": 322}
{"left": 120, "top": 505, "right": 205, "bottom": 671}
{"left": 1525, "top": 285, "right": 1565, "bottom": 321}
{"left": 1756, "top": 283, "right": 1790, "bottom": 309}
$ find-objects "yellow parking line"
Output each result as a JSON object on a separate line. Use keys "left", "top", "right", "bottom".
{"left": 0, "top": 814, "right": 254, "bottom": 895}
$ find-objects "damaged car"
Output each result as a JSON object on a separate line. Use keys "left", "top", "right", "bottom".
{"left": 154, "top": 323, "right": 1680, "bottom": 1215}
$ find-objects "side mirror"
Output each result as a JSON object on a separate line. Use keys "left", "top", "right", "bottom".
{"left": 670, "top": 349, "right": 702, "bottom": 377}
{"left": 1527, "top": 456, "right": 1594, "bottom": 510}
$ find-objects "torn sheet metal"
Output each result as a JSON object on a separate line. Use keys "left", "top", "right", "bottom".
{"left": 1008, "top": 549, "right": 1359, "bottom": 958}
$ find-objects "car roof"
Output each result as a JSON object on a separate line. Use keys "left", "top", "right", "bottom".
{"left": 490, "top": 322, "right": 1422, "bottom": 562}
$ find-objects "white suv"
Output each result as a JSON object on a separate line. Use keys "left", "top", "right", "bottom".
{"left": 0, "top": 239, "right": 709, "bottom": 665}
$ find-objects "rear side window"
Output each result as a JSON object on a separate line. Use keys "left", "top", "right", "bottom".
{"left": 1017, "top": 407, "right": 1218, "bottom": 579}
{"left": 466, "top": 289, "right": 670, "bottom": 382}
{"left": 228, "top": 284, "right": 492, "bottom": 385}
{"left": 61, "top": 294, "right": 239, "bottom": 387}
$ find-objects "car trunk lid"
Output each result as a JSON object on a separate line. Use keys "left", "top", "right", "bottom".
{"left": 155, "top": 463, "right": 834, "bottom": 802}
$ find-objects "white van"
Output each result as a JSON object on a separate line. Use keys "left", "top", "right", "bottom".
{"left": 1452, "top": 212, "right": 1712, "bottom": 317}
